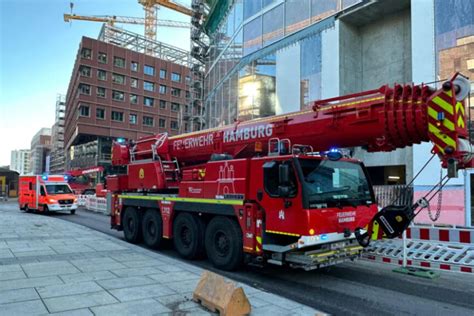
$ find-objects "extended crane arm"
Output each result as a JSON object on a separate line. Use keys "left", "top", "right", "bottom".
{"left": 138, "top": 0, "right": 193, "bottom": 16}
{"left": 63, "top": 13, "right": 190, "bottom": 28}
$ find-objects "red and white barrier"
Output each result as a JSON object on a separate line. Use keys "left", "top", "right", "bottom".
{"left": 363, "top": 225, "right": 474, "bottom": 274}
{"left": 75, "top": 194, "right": 108, "bottom": 214}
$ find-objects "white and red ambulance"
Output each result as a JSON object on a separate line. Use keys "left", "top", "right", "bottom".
{"left": 18, "top": 175, "right": 78, "bottom": 214}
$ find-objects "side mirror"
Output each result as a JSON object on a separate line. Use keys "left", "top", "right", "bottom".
{"left": 279, "top": 164, "right": 289, "bottom": 185}
{"left": 278, "top": 185, "right": 290, "bottom": 198}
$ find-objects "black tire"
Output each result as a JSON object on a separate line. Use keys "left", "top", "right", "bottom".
{"left": 205, "top": 216, "right": 243, "bottom": 271}
{"left": 122, "top": 207, "right": 142, "bottom": 244}
{"left": 173, "top": 212, "right": 206, "bottom": 259}
{"left": 43, "top": 205, "right": 50, "bottom": 215}
{"left": 70, "top": 209, "right": 76, "bottom": 215}
{"left": 142, "top": 209, "right": 163, "bottom": 249}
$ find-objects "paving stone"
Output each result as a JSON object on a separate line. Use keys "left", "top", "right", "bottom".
{"left": 0, "top": 299, "right": 48, "bottom": 315}
{"left": 43, "top": 291, "right": 118, "bottom": 313}
{"left": 165, "top": 279, "right": 200, "bottom": 293}
{"left": 37, "top": 281, "right": 103, "bottom": 298}
{"left": 59, "top": 270, "right": 117, "bottom": 283}
{"left": 154, "top": 293, "right": 192, "bottom": 306}
{"left": 121, "top": 259, "right": 168, "bottom": 268}
{"left": 50, "top": 245, "right": 95, "bottom": 254}
{"left": 148, "top": 271, "right": 200, "bottom": 283}
{"left": 109, "top": 284, "right": 176, "bottom": 302}
{"left": 0, "top": 287, "right": 39, "bottom": 304}
{"left": 156, "top": 264, "right": 185, "bottom": 273}
{"left": 14, "top": 250, "right": 58, "bottom": 258}
{"left": 0, "top": 249, "right": 14, "bottom": 259}
{"left": 47, "top": 308, "right": 94, "bottom": 316}
{"left": 0, "top": 276, "right": 63, "bottom": 291}
{"left": 249, "top": 304, "right": 296, "bottom": 316}
{"left": 21, "top": 260, "right": 79, "bottom": 277}
{"left": 107, "top": 253, "right": 152, "bottom": 262}
{"left": 249, "top": 296, "right": 272, "bottom": 308}
{"left": 71, "top": 258, "right": 127, "bottom": 272}
{"left": 97, "top": 276, "right": 156, "bottom": 290}
{"left": 111, "top": 267, "right": 162, "bottom": 277}
{"left": 0, "top": 270, "right": 26, "bottom": 281}
{"left": 91, "top": 298, "right": 171, "bottom": 315}
{"left": 0, "top": 264, "right": 22, "bottom": 273}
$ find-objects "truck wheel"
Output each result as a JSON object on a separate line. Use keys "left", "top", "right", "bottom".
{"left": 43, "top": 205, "right": 50, "bottom": 215}
{"left": 173, "top": 213, "right": 205, "bottom": 259}
{"left": 142, "top": 209, "right": 163, "bottom": 249}
{"left": 70, "top": 209, "right": 76, "bottom": 215}
{"left": 205, "top": 216, "right": 243, "bottom": 271}
{"left": 123, "top": 207, "right": 142, "bottom": 244}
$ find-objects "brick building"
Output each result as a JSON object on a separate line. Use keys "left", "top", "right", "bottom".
{"left": 64, "top": 36, "right": 191, "bottom": 171}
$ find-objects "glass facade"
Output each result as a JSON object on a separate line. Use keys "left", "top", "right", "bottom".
{"left": 204, "top": 0, "right": 361, "bottom": 128}
{"left": 434, "top": 0, "right": 474, "bottom": 111}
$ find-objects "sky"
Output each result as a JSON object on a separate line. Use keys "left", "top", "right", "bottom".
{"left": 0, "top": 0, "right": 191, "bottom": 166}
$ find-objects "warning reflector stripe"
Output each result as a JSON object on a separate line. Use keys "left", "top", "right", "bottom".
{"left": 432, "top": 96, "right": 454, "bottom": 115}
{"left": 428, "top": 123, "right": 456, "bottom": 149}
{"left": 427, "top": 107, "right": 455, "bottom": 131}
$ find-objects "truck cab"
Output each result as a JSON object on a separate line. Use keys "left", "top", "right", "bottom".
{"left": 19, "top": 175, "right": 78, "bottom": 214}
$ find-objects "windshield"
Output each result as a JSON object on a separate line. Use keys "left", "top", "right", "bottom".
{"left": 298, "top": 159, "right": 374, "bottom": 208}
{"left": 45, "top": 184, "right": 73, "bottom": 195}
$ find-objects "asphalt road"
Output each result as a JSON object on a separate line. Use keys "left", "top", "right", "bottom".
{"left": 20, "top": 205, "right": 474, "bottom": 315}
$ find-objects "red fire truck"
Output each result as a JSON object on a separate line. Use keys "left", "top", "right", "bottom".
{"left": 66, "top": 166, "right": 104, "bottom": 195}
{"left": 107, "top": 74, "right": 472, "bottom": 271}
{"left": 19, "top": 175, "right": 78, "bottom": 214}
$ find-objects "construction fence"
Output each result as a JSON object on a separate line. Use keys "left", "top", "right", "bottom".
{"left": 77, "top": 195, "right": 108, "bottom": 215}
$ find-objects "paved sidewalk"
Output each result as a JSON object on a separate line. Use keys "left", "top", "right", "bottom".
{"left": 0, "top": 201, "right": 321, "bottom": 315}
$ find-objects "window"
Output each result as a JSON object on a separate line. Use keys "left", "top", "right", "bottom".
{"left": 144, "top": 97, "right": 154, "bottom": 107}
{"left": 185, "top": 90, "right": 191, "bottom": 98}
{"left": 98, "top": 52, "right": 107, "bottom": 63}
{"left": 131, "top": 61, "right": 138, "bottom": 72}
{"left": 78, "top": 84, "right": 91, "bottom": 95}
{"left": 144, "top": 65, "right": 155, "bottom": 76}
{"left": 160, "top": 69, "right": 167, "bottom": 79}
{"left": 97, "top": 69, "right": 107, "bottom": 81}
{"left": 112, "top": 90, "right": 124, "bottom": 101}
{"left": 171, "top": 72, "right": 181, "bottom": 82}
{"left": 143, "top": 116, "right": 154, "bottom": 127}
{"left": 81, "top": 47, "right": 91, "bottom": 59}
{"left": 112, "top": 111, "right": 124, "bottom": 122}
{"left": 159, "top": 85, "right": 167, "bottom": 94}
{"left": 171, "top": 87, "right": 181, "bottom": 97}
{"left": 97, "top": 87, "right": 106, "bottom": 98}
{"left": 185, "top": 75, "right": 191, "bottom": 83}
{"left": 131, "top": 78, "right": 138, "bottom": 88}
{"left": 79, "top": 104, "right": 90, "bottom": 117}
{"left": 112, "top": 73, "right": 125, "bottom": 85}
{"left": 144, "top": 81, "right": 155, "bottom": 92}
{"left": 159, "top": 118, "right": 166, "bottom": 128}
{"left": 130, "top": 94, "right": 138, "bottom": 104}
{"left": 171, "top": 102, "right": 180, "bottom": 112}
{"left": 159, "top": 100, "right": 167, "bottom": 109}
{"left": 79, "top": 65, "right": 91, "bottom": 77}
{"left": 170, "top": 120, "right": 179, "bottom": 130}
{"left": 96, "top": 108, "right": 105, "bottom": 119}
{"left": 114, "top": 56, "right": 125, "bottom": 68}
{"left": 129, "top": 114, "right": 137, "bottom": 124}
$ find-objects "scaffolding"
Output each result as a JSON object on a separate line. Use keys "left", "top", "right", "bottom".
{"left": 185, "top": 0, "right": 209, "bottom": 132}
{"left": 98, "top": 24, "right": 190, "bottom": 66}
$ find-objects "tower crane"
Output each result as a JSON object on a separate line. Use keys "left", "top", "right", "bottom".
{"left": 63, "top": 13, "right": 190, "bottom": 29}
{"left": 137, "top": 0, "right": 193, "bottom": 41}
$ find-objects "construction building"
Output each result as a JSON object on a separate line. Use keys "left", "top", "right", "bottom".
{"left": 30, "top": 128, "right": 51, "bottom": 175}
{"left": 49, "top": 95, "right": 66, "bottom": 174}
{"left": 201, "top": 0, "right": 473, "bottom": 225}
{"left": 9, "top": 149, "right": 30, "bottom": 175}
{"left": 64, "top": 35, "right": 192, "bottom": 171}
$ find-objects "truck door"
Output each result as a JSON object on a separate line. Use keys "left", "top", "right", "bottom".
{"left": 262, "top": 160, "right": 299, "bottom": 235}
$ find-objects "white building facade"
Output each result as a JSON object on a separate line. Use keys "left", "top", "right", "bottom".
{"left": 10, "top": 149, "right": 31, "bottom": 175}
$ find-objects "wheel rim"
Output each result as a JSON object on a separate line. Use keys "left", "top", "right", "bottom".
{"left": 127, "top": 216, "right": 135, "bottom": 232}
{"left": 146, "top": 219, "right": 156, "bottom": 238}
{"left": 180, "top": 225, "right": 192, "bottom": 248}
{"left": 214, "top": 230, "right": 230, "bottom": 258}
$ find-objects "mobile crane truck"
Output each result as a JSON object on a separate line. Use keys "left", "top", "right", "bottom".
{"left": 106, "top": 73, "right": 472, "bottom": 271}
